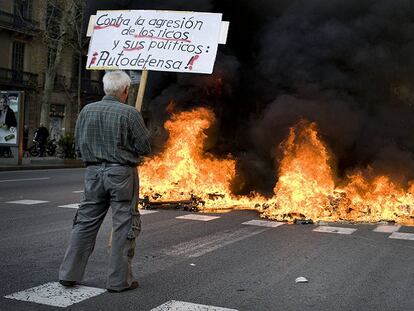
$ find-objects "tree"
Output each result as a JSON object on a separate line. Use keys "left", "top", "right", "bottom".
{"left": 67, "top": 0, "right": 87, "bottom": 114}
{"left": 39, "top": 0, "right": 83, "bottom": 127}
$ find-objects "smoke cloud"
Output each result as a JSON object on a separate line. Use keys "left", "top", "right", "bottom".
{"left": 85, "top": 0, "right": 414, "bottom": 193}
{"left": 245, "top": 0, "right": 414, "bottom": 192}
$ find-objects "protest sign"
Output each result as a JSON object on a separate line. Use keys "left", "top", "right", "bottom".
{"left": 87, "top": 10, "right": 223, "bottom": 74}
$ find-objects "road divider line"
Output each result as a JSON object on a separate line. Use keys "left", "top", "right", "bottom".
{"left": 0, "top": 177, "right": 50, "bottom": 183}
{"left": 151, "top": 300, "right": 238, "bottom": 311}
{"left": 4, "top": 282, "right": 106, "bottom": 308}
{"left": 313, "top": 226, "right": 357, "bottom": 235}
{"left": 166, "top": 227, "right": 269, "bottom": 258}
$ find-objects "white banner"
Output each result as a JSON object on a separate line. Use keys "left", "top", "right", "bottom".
{"left": 87, "top": 10, "right": 223, "bottom": 74}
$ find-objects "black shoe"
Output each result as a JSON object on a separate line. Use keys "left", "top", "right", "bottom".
{"left": 59, "top": 280, "right": 76, "bottom": 287}
{"left": 107, "top": 281, "right": 139, "bottom": 293}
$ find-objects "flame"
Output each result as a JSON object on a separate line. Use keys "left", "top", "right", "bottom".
{"left": 139, "top": 108, "right": 414, "bottom": 225}
{"left": 139, "top": 107, "right": 238, "bottom": 206}
{"left": 338, "top": 172, "right": 414, "bottom": 224}
{"left": 262, "top": 121, "right": 414, "bottom": 225}
{"left": 262, "top": 120, "right": 336, "bottom": 221}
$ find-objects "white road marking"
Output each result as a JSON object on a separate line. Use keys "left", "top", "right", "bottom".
{"left": 389, "top": 232, "right": 414, "bottom": 241}
{"left": 373, "top": 224, "right": 401, "bottom": 233}
{"left": 0, "top": 177, "right": 50, "bottom": 183}
{"left": 150, "top": 300, "right": 238, "bottom": 311}
{"left": 295, "top": 276, "right": 309, "bottom": 283}
{"left": 313, "top": 226, "right": 357, "bottom": 235}
{"left": 4, "top": 282, "right": 106, "bottom": 308}
{"left": 6, "top": 200, "right": 49, "bottom": 205}
{"left": 139, "top": 209, "right": 158, "bottom": 215}
{"left": 59, "top": 203, "right": 80, "bottom": 209}
{"left": 72, "top": 190, "right": 84, "bottom": 193}
{"left": 176, "top": 214, "right": 220, "bottom": 221}
{"left": 166, "top": 227, "right": 268, "bottom": 258}
{"left": 58, "top": 205, "right": 160, "bottom": 214}
{"left": 242, "top": 219, "right": 285, "bottom": 228}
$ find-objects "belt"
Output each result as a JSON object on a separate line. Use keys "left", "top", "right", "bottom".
{"left": 85, "top": 161, "right": 127, "bottom": 167}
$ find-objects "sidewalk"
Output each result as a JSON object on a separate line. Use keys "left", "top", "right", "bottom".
{"left": 0, "top": 156, "right": 84, "bottom": 171}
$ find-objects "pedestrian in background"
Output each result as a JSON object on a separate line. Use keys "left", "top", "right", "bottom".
{"left": 59, "top": 70, "right": 151, "bottom": 292}
{"left": 34, "top": 123, "right": 49, "bottom": 157}
{"left": 23, "top": 124, "right": 29, "bottom": 152}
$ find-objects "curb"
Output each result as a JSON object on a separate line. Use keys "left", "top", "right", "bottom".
{"left": 0, "top": 165, "right": 85, "bottom": 171}
{"left": 0, "top": 159, "right": 84, "bottom": 171}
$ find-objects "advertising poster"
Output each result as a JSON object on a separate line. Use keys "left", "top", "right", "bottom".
{"left": 0, "top": 91, "right": 21, "bottom": 146}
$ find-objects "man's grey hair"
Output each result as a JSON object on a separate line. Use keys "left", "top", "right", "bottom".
{"left": 103, "top": 70, "right": 131, "bottom": 96}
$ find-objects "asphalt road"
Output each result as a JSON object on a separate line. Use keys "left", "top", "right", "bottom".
{"left": 0, "top": 168, "right": 413, "bottom": 311}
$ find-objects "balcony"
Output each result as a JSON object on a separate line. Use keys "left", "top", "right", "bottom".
{"left": 71, "top": 77, "right": 103, "bottom": 96}
{"left": 0, "top": 67, "right": 38, "bottom": 89}
{"left": 0, "top": 10, "right": 40, "bottom": 37}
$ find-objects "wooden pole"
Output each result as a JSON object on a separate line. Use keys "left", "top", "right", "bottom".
{"left": 17, "top": 92, "right": 25, "bottom": 165}
{"left": 135, "top": 70, "right": 148, "bottom": 112}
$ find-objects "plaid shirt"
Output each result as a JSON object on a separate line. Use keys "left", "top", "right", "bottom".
{"left": 75, "top": 95, "right": 151, "bottom": 166}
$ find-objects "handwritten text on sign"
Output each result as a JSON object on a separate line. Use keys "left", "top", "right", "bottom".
{"left": 87, "top": 10, "right": 222, "bottom": 74}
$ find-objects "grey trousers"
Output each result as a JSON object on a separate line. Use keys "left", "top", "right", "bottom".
{"left": 59, "top": 164, "right": 141, "bottom": 291}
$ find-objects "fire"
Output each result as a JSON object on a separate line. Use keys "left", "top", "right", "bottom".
{"left": 338, "top": 172, "right": 414, "bottom": 224}
{"left": 263, "top": 121, "right": 414, "bottom": 225}
{"left": 139, "top": 107, "right": 237, "bottom": 206}
{"left": 262, "top": 120, "right": 336, "bottom": 221}
{"left": 139, "top": 107, "right": 414, "bottom": 225}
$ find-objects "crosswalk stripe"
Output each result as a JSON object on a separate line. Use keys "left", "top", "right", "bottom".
{"left": 139, "top": 209, "right": 158, "bottom": 215}
{"left": 242, "top": 219, "right": 285, "bottom": 228}
{"left": 58, "top": 203, "right": 159, "bottom": 215}
{"left": 313, "top": 226, "right": 357, "bottom": 235}
{"left": 389, "top": 232, "right": 414, "bottom": 241}
{"left": 176, "top": 214, "right": 220, "bottom": 221}
{"left": 4, "top": 282, "right": 106, "bottom": 308}
{"left": 150, "top": 300, "right": 238, "bottom": 311}
{"left": 6, "top": 200, "right": 49, "bottom": 205}
{"left": 373, "top": 224, "right": 401, "bottom": 233}
{"left": 59, "top": 203, "right": 80, "bottom": 209}
{"left": 72, "top": 190, "right": 84, "bottom": 193}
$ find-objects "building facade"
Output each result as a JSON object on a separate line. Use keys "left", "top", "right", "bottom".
{"left": 0, "top": 0, "right": 103, "bottom": 145}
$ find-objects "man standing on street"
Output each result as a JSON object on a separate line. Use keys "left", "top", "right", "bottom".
{"left": 59, "top": 70, "right": 151, "bottom": 292}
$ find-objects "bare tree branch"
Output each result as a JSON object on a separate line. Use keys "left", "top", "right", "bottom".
{"left": 40, "top": 0, "right": 85, "bottom": 127}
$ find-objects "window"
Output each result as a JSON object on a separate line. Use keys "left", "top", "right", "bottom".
{"left": 73, "top": 55, "right": 90, "bottom": 79}
{"left": 12, "top": 42, "right": 25, "bottom": 81}
{"left": 46, "top": 3, "right": 61, "bottom": 39}
{"left": 14, "top": 0, "right": 32, "bottom": 19}
{"left": 12, "top": 42, "right": 25, "bottom": 71}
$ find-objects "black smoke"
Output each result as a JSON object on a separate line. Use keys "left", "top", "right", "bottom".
{"left": 86, "top": 0, "right": 414, "bottom": 193}
{"left": 248, "top": 0, "right": 414, "bottom": 191}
